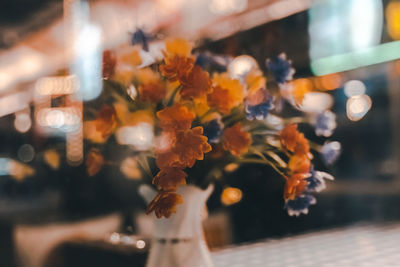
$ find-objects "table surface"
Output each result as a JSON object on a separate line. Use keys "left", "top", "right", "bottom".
{"left": 212, "top": 223, "right": 400, "bottom": 267}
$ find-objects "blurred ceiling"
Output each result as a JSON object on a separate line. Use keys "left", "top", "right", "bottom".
{"left": 0, "top": 0, "right": 317, "bottom": 117}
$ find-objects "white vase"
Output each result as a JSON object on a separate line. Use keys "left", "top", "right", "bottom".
{"left": 139, "top": 184, "right": 214, "bottom": 267}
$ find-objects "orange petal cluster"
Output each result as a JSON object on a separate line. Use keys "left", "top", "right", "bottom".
{"left": 95, "top": 105, "right": 118, "bottom": 139}
{"left": 156, "top": 127, "right": 212, "bottom": 169}
{"left": 102, "top": 50, "right": 116, "bottom": 79}
{"left": 207, "top": 74, "right": 244, "bottom": 114}
{"left": 149, "top": 102, "right": 211, "bottom": 218}
{"left": 86, "top": 148, "right": 104, "bottom": 176}
{"left": 280, "top": 124, "right": 309, "bottom": 155}
{"left": 180, "top": 66, "right": 212, "bottom": 100}
{"left": 157, "top": 104, "right": 195, "bottom": 132}
{"left": 153, "top": 168, "right": 187, "bottom": 191}
{"left": 160, "top": 56, "right": 194, "bottom": 82}
{"left": 222, "top": 123, "right": 252, "bottom": 156}
{"left": 146, "top": 191, "right": 184, "bottom": 218}
{"left": 139, "top": 81, "right": 166, "bottom": 103}
{"left": 283, "top": 173, "right": 309, "bottom": 200}
{"left": 280, "top": 124, "right": 312, "bottom": 201}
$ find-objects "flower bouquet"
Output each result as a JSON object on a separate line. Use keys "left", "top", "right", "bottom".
{"left": 83, "top": 35, "right": 341, "bottom": 266}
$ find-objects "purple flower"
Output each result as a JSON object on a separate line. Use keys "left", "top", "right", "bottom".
{"left": 315, "top": 110, "right": 336, "bottom": 137}
{"left": 285, "top": 194, "right": 316, "bottom": 217}
{"left": 320, "top": 141, "right": 341, "bottom": 166}
{"left": 266, "top": 53, "right": 295, "bottom": 84}
{"left": 306, "top": 168, "right": 334, "bottom": 192}
{"left": 245, "top": 96, "right": 274, "bottom": 121}
{"left": 203, "top": 119, "right": 224, "bottom": 143}
{"left": 131, "top": 28, "right": 152, "bottom": 51}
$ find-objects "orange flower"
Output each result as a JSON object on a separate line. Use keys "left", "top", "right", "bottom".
{"left": 146, "top": 191, "right": 183, "bottom": 218}
{"left": 288, "top": 154, "right": 311, "bottom": 174}
{"left": 222, "top": 123, "right": 252, "bottom": 156}
{"left": 157, "top": 104, "right": 195, "bottom": 132}
{"left": 179, "top": 66, "right": 212, "bottom": 100}
{"left": 280, "top": 124, "right": 298, "bottom": 152}
{"left": 95, "top": 105, "right": 117, "bottom": 139}
{"left": 160, "top": 55, "right": 194, "bottom": 82}
{"left": 102, "top": 50, "right": 116, "bottom": 79}
{"left": 153, "top": 168, "right": 187, "bottom": 191}
{"left": 207, "top": 74, "right": 244, "bottom": 114}
{"left": 83, "top": 121, "right": 108, "bottom": 143}
{"left": 283, "top": 173, "right": 309, "bottom": 200}
{"left": 139, "top": 81, "right": 166, "bottom": 103}
{"left": 173, "top": 127, "right": 212, "bottom": 167}
{"left": 86, "top": 148, "right": 104, "bottom": 176}
{"left": 156, "top": 127, "right": 212, "bottom": 169}
{"left": 165, "top": 38, "right": 193, "bottom": 57}
{"left": 294, "top": 133, "right": 310, "bottom": 155}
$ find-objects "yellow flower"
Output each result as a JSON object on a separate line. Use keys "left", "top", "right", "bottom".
{"left": 146, "top": 191, "right": 183, "bottom": 218}
{"left": 207, "top": 73, "right": 244, "bottom": 114}
{"left": 43, "top": 149, "right": 60, "bottom": 170}
{"left": 113, "top": 69, "right": 135, "bottom": 85}
{"left": 119, "top": 46, "right": 142, "bottom": 66}
{"left": 152, "top": 168, "right": 187, "bottom": 191}
{"left": 165, "top": 38, "right": 193, "bottom": 58}
{"left": 114, "top": 102, "right": 154, "bottom": 127}
{"left": 245, "top": 69, "right": 266, "bottom": 94}
{"left": 222, "top": 123, "right": 252, "bottom": 156}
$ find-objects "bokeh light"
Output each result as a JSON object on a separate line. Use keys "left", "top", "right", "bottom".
{"left": 344, "top": 80, "right": 366, "bottom": 97}
{"left": 300, "top": 92, "right": 334, "bottom": 113}
{"left": 209, "top": 0, "right": 247, "bottom": 15}
{"left": 14, "top": 112, "right": 32, "bottom": 133}
{"left": 221, "top": 187, "right": 243, "bottom": 206}
{"left": 120, "top": 157, "right": 141, "bottom": 180}
{"left": 386, "top": 2, "right": 400, "bottom": 40}
{"left": 17, "top": 144, "right": 35, "bottom": 163}
{"left": 116, "top": 123, "right": 154, "bottom": 151}
{"left": 228, "top": 55, "right": 258, "bottom": 81}
{"left": 346, "top": 94, "right": 372, "bottom": 121}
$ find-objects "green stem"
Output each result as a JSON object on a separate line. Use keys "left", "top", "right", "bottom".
{"left": 284, "top": 117, "right": 309, "bottom": 124}
{"left": 237, "top": 158, "right": 286, "bottom": 177}
{"left": 167, "top": 85, "right": 181, "bottom": 106}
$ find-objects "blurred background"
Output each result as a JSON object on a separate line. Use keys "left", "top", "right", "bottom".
{"left": 0, "top": 0, "right": 400, "bottom": 266}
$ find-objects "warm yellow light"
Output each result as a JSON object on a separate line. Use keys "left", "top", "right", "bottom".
{"left": 319, "top": 73, "right": 342, "bottom": 90}
{"left": 224, "top": 163, "right": 239, "bottom": 172}
{"left": 36, "top": 107, "right": 81, "bottom": 129}
{"left": 120, "top": 157, "right": 141, "bottom": 180}
{"left": 14, "top": 112, "right": 32, "bottom": 133}
{"left": 221, "top": 187, "right": 243, "bottom": 206}
{"left": 386, "top": 2, "right": 400, "bottom": 40}
{"left": 35, "top": 75, "right": 79, "bottom": 95}
{"left": 115, "top": 123, "right": 154, "bottom": 151}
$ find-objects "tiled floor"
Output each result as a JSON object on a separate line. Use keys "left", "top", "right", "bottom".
{"left": 212, "top": 223, "right": 400, "bottom": 267}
